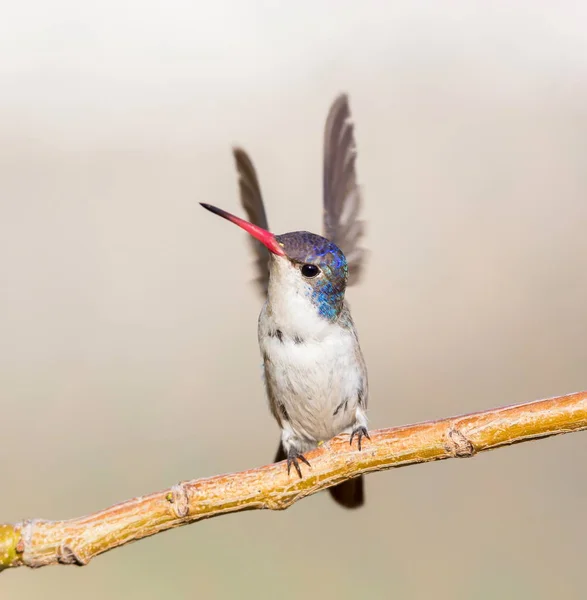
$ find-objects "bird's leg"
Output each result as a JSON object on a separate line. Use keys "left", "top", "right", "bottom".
{"left": 286, "top": 448, "right": 311, "bottom": 478}
{"left": 281, "top": 425, "right": 311, "bottom": 478}
{"left": 349, "top": 408, "right": 370, "bottom": 451}
{"left": 349, "top": 426, "right": 370, "bottom": 451}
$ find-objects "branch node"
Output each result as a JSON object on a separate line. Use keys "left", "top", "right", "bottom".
{"left": 16, "top": 519, "right": 35, "bottom": 555}
{"left": 445, "top": 427, "right": 476, "bottom": 458}
{"left": 18, "top": 520, "right": 53, "bottom": 568}
{"left": 168, "top": 483, "right": 190, "bottom": 518}
{"left": 58, "top": 543, "right": 87, "bottom": 566}
{"left": 264, "top": 496, "right": 291, "bottom": 511}
{"left": 14, "top": 536, "right": 25, "bottom": 555}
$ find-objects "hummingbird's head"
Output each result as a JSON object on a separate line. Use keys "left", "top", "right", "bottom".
{"left": 272, "top": 231, "right": 348, "bottom": 320}
{"left": 200, "top": 203, "right": 348, "bottom": 321}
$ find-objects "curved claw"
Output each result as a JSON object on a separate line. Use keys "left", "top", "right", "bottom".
{"left": 286, "top": 451, "right": 311, "bottom": 478}
{"left": 349, "top": 426, "right": 371, "bottom": 451}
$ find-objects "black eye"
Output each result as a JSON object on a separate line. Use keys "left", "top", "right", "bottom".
{"left": 301, "top": 264, "right": 320, "bottom": 278}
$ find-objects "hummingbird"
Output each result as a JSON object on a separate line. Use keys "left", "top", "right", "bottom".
{"left": 201, "top": 94, "right": 369, "bottom": 508}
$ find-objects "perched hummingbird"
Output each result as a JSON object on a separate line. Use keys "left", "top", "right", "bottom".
{"left": 201, "top": 94, "right": 369, "bottom": 508}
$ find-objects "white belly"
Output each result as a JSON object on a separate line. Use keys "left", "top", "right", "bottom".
{"left": 259, "top": 317, "right": 365, "bottom": 446}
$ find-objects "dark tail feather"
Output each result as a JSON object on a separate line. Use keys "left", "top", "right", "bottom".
{"left": 329, "top": 476, "right": 364, "bottom": 509}
{"left": 274, "top": 442, "right": 287, "bottom": 463}
{"left": 274, "top": 443, "right": 365, "bottom": 509}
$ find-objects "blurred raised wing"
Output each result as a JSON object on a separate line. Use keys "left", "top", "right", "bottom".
{"left": 233, "top": 147, "right": 270, "bottom": 296}
{"left": 322, "top": 94, "right": 366, "bottom": 287}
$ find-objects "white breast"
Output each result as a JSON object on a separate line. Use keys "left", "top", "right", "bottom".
{"left": 259, "top": 302, "right": 365, "bottom": 446}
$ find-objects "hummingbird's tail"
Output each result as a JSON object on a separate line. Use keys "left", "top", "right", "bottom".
{"left": 273, "top": 442, "right": 364, "bottom": 509}
{"left": 274, "top": 442, "right": 287, "bottom": 463}
{"left": 328, "top": 476, "right": 364, "bottom": 509}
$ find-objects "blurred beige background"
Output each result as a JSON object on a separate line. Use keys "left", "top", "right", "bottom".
{"left": 2, "top": 1, "right": 587, "bottom": 599}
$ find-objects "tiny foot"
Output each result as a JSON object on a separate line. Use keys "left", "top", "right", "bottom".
{"left": 349, "top": 426, "right": 371, "bottom": 451}
{"left": 286, "top": 450, "right": 311, "bottom": 478}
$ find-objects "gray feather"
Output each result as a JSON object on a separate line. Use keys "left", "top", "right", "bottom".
{"left": 322, "top": 94, "right": 366, "bottom": 287}
{"left": 233, "top": 147, "right": 270, "bottom": 296}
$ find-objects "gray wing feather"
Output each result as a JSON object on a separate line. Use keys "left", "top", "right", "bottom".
{"left": 232, "top": 147, "right": 270, "bottom": 296}
{"left": 323, "top": 94, "right": 366, "bottom": 286}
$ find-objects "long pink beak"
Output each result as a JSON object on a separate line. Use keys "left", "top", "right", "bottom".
{"left": 200, "top": 203, "right": 286, "bottom": 256}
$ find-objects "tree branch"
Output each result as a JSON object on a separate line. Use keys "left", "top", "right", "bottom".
{"left": 1, "top": 390, "right": 586, "bottom": 572}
